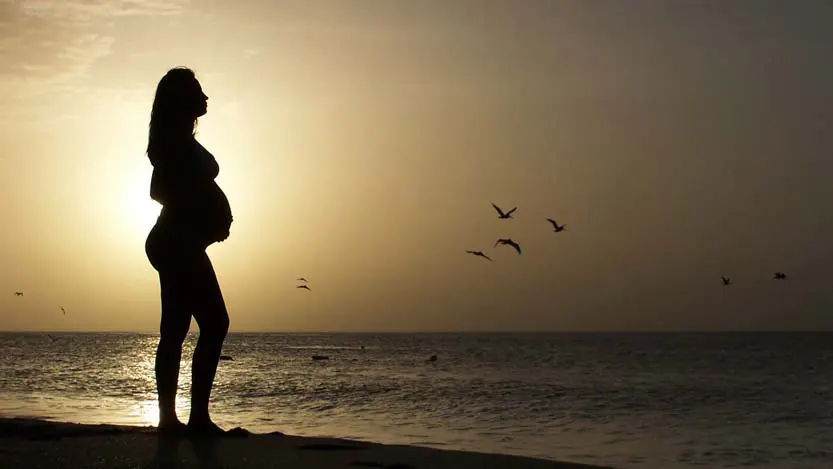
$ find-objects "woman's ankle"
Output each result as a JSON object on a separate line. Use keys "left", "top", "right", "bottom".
{"left": 159, "top": 411, "right": 182, "bottom": 426}
{"left": 187, "top": 412, "right": 213, "bottom": 427}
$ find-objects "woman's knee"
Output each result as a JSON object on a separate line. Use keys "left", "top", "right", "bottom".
{"left": 159, "top": 313, "right": 190, "bottom": 348}
{"left": 200, "top": 314, "right": 229, "bottom": 343}
{"left": 157, "top": 334, "right": 185, "bottom": 354}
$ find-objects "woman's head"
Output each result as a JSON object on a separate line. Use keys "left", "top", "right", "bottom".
{"left": 147, "top": 67, "right": 209, "bottom": 158}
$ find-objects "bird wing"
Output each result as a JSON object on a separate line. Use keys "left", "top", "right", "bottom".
{"left": 482, "top": 253, "right": 493, "bottom": 261}
{"left": 490, "top": 202, "right": 505, "bottom": 217}
{"left": 546, "top": 218, "right": 557, "bottom": 227}
{"left": 505, "top": 207, "right": 517, "bottom": 216}
{"left": 465, "top": 250, "right": 475, "bottom": 254}
{"left": 509, "top": 240, "right": 522, "bottom": 254}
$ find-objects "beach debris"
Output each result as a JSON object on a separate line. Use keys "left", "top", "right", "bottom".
{"left": 219, "top": 355, "right": 233, "bottom": 361}
{"left": 490, "top": 202, "right": 517, "bottom": 219}
{"left": 465, "top": 250, "right": 492, "bottom": 261}
{"left": 311, "top": 355, "right": 329, "bottom": 361}
{"left": 546, "top": 218, "right": 567, "bottom": 232}
{"left": 427, "top": 354, "right": 437, "bottom": 362}
{"left": 495, "top": 238, "right": 522, "bottom": 255}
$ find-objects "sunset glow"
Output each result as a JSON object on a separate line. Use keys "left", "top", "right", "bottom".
{"left": 2, "top": 1, "right": 832, "bottom": 332}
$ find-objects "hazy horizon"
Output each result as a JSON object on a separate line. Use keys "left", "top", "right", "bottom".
{"left": 3, "top": 1, "right": 833, "bottom": 333}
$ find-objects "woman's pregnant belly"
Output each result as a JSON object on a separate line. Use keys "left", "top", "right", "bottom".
{"left": 154, "top": 181, "right": 232, "bottom": 246}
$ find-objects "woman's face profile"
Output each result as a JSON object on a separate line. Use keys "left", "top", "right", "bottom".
{"left": 191, "top": 80, "right": 208, "bottom": 118}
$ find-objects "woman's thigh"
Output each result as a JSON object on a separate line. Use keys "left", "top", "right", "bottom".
{"left": 158, "top": 248, "right": 228, "bottom": 333}
{"left": 149, "top": 223, "right": 227, "bottom": 333}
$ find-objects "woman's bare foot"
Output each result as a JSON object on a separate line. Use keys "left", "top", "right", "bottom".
{"left": 187, "top": 419, "right": 225, "bottom": 437}
{"left": 187, "top": 420, "right": 249, "bottom": 438}
{"left": 157, "top": 419, "right": 187, "bottom": 436}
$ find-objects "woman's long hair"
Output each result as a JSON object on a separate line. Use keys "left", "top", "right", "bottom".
{"left": 147, "top": 67, "right": 199, "bottom": 166}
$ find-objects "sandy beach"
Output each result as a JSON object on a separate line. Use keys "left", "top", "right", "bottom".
{"left": 0, "top": 418, "right": 611, "bottom": 469}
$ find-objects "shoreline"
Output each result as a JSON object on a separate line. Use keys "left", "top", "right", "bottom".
{"left": 0, "top": 417, "right": 612, "bottom": 468}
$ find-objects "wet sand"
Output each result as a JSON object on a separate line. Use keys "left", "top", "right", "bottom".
{"left": 0, "top": 418, "right": 612, "bottom": 468}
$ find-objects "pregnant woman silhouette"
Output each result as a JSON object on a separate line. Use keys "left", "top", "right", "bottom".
{"left": 144, "top": 67, "right": 237, "bottom": 436}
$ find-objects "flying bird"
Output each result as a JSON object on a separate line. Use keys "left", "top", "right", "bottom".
{"left": 546, "top": 218, "right": 567, "bottom": 232}
{"left": 14, "top": 292, "right": 23, "bottom": 296}
{"left": 297, "top": 277, "right": 308, "bottom": 282}
{"left": 490, "top": 202, "right": 517, "bottom": 219}
{"left": 773, "top": 272, "right": 787, "bottom": 280}
{"left": 495, "top": 238, "right": 522, "bottom": 255}
{"left": 465, "top": 250, "right": 492, "bottom": 261}
{"left": 297, "top": 285, "right": 311, "bottom": 290}
{"left": 60, "top": 306, "right": 66, "bottom": 315}
{"left": 721, "top": 276, "right": 732, "bottom": 286}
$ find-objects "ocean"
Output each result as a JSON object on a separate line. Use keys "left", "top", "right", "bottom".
{"left": 0, "top": 332, "right": 830, "bottom": 469}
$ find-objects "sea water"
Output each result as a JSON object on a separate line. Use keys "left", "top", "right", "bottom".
{"left": 0, "top": 332, "right": 831, "bottom": 469}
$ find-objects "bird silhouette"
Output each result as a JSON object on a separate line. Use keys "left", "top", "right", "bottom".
{"left": 495, "top": 238, "right": 522, "bottom": 255}
{"left": 297, "top": 277, "right": 308, "bottom": 282}
{"left": 546, "top": 218, "right": 567, "bottom": 232}
{"left": 773, "top": 272, "right": 787, "bottom": 280}
{"left": 60, "top": 306, "right": 66, "bottom": 315}
{"left": 47, "top": 334, "right": 57, "bottom": 343}
{"left": 427, "top": 354, "right": 438, "bottom": 362}
{"left": 491, "top": 202, "right": 517, "bottom": 219}
{"left": 297, "top": 285, "right": 311, "bottom": 290}
{"left": 465, "top": 250, "right": 492, "bottom": 261}
{"left": 721, "top": 276, "right": 732, "bottom": 286}
{"left": 14, "top": 292, "right": 23, "bottom": 296}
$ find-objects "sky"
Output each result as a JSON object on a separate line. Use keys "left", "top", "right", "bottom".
{"left": 1, "top": 0, "right": 833, "bottom": 332}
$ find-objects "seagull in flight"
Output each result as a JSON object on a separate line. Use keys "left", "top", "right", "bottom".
{"left": 491, "top": 202, "right": 517, "bottom": 220}
{"left": 773, "top": 272, "right": 787, "bottom": 280}
{"left": 721, "top": 276, "right": 732, "bottom": 286}
{"left": 546, "top": 218, "right": 567, "bottom": 232}
{"left": 297, "top": 277, "right": 308, "bottom": 282}
{"left": 61, "top": 306, "right": 66, "bottom": 315}
{"left": 14, "top": 292, "right": 23, "bottom": 296}
{"left": 495, "top": 238, "right": 522, "bottom": 255}
{"left": 465, "top": 250, "right": 492, "bottom": 261}
{"left": 297, "top": 285, "right": 311, "bottom": 290}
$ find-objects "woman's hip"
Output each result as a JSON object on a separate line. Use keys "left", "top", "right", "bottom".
{"left": 145, "top": 219, "right": 206, "bottom": 272}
